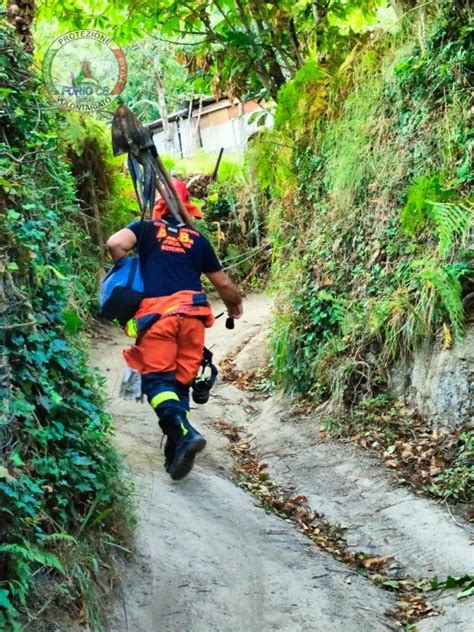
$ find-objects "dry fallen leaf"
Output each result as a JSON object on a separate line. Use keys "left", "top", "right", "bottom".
{"left": 464, "top": 505, "right": 474, "bottom": 522}
{"left": 401, "top": 446, "right": 414, "bottom": 461}
{"left": 288, "top": 495, "right": 308, "bottom": 505}
{"left": 399, "top": 595, "right": 436, "bottom": 619}
{"left": 362, "top": 555, "right": 395, "bottom": 571}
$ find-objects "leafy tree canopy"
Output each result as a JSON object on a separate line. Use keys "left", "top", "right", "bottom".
{"left": 121, "top": 38, "right": 192, "bottom": 121}
{"left": 37, "top": 0, "right": 389, "bottom": 100}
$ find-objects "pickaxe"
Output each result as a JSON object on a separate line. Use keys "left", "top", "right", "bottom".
{"left": 111, "top": 105, "right": 192, "bottom": 224}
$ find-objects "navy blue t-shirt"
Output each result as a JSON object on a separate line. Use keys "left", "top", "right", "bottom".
{"left": 127, "top": 218, "right": 222, "bottom": 298}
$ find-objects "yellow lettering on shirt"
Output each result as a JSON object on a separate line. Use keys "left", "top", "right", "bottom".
{"left": 154, "top": 222, "right": 196, "bottom": 253}
{"left": 157, "top": 226, "right": 167, "bottom": 239}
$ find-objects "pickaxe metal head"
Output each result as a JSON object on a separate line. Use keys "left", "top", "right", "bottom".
{"left": 111, "top": 105, "right": 154, "bottom": 156}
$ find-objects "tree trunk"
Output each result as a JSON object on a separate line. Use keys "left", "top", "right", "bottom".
{"left": 311, "top": 1, "right": 331, "bottom": 49}
{"left": 312, "top": 0, "right": 331, "bottom": 28}
{"left": 267, "top": 56, "right": 287, "bottom": 93}
{"left": 311, "top": 0, "right": 319, "bottom": 27}
{"left": 188, "top": 96, "right": 203, "bottom": 156}
{"left": 288, "top": 18, "right": 304, "bottom": 68}
{"left": 155, "top": 70, "right": 174, "bottom": 154}
{"left": 249, "top": 0, "right": 294, "bottom": 80}
{"left": 87, "top": 171, "right": 106, "bottom": 262}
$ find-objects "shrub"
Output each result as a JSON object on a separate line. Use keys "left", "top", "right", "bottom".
{"left": 0, "top": 19, "right": 131, "bottom": 629}
{"left": 256, "top": 3, "right": 473, "bottom": 404}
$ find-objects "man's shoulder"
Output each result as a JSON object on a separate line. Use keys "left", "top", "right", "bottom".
{"left": 126, "top": 218, "right": 155, "bottom": 230}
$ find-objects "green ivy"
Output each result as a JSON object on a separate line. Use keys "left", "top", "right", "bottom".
{"left": 0, "top": 19, "right": 131, "bottom": 630}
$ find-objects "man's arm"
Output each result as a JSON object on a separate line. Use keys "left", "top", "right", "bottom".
{"left": 206, "top": 270, "right": 243, "bottom": 319}
{"left": 106, "top": 228, "right": 137, "bottom": 262}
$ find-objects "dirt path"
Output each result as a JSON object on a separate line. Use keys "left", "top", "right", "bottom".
{"left": 90, "top": 294, "right": 472, "bottom": 632}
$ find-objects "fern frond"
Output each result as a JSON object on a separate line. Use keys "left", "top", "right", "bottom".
{"left": 60, "top": 112, "right": 110, "bottom": 156}
{"left": 428, "top": 200, "right": 473, "bottom": 257}
{"left": 39, "top": 532, "right": 77, "bottom": 545}
{"left": 60, "top": 112, "right": 88, "bottom": 154}
{"left": 0, "top": 544, "right": 65, "bottom": 573}
{"left": 400, "top": 173, "right": 447, "bottom": 235}
{"left": 421, "top": 264, "right": 465, "bottom": 339}
{"left": 7, "top": 559, "right": 29, "bottom": 605}
{"left": 0, "top": 588, "right": 19, "bottom": 620}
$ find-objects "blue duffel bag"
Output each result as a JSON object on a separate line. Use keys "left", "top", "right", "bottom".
{"left": 100, "top": 255, "right": 144, "bottom": 325}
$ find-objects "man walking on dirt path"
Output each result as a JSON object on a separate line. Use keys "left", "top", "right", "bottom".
{"left": 106, "top": 178, "right": 243, "bottom": 480}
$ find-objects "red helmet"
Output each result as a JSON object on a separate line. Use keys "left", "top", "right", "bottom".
{"left": 173, "top": 178, "right": 190, "bottom": 203}
{"left": 153, "top": 178, "right": 202, "bottom": 220}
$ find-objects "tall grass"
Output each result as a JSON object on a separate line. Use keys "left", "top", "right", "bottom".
{"left": 252, "top": 5, "right": 472, "bottom": 403}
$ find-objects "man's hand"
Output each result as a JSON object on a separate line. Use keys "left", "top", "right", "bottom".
{"left": 227, "top": 302, "right": 244, "bottom": 319}
{"left": 206, "top": 270, "right": 243, "bottom": 319}
{"left": 106, "top": 228, "right": 137, "bottom": 262}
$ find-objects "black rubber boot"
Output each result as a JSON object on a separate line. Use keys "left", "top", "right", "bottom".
{"left": 161, "top": 413, "right": 206, "bottom": 481}
{"left": 163, "top": 437, "right": 175, "bottom": 473}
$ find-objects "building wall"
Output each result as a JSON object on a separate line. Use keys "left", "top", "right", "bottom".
{"left": 151, "top": 100, "right": 272, "bottom": 159}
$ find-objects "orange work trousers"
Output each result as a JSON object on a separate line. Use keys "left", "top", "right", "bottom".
{"left": 124, "top": 315, "right": 205, "bottom": 385}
